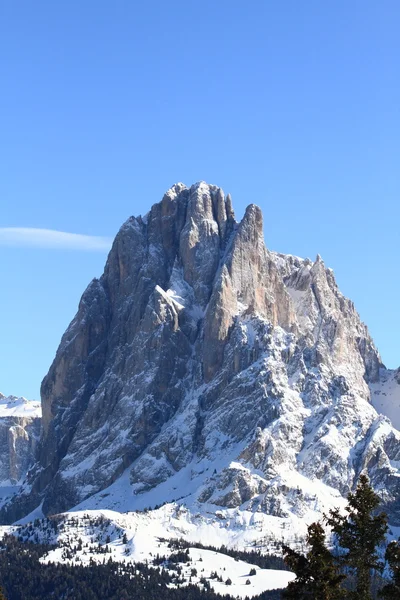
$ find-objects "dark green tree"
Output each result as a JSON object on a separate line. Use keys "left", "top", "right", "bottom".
{"left": 379, "top": 540, "right": 400, "bottom": 599}
{"left": 282, "top": 521, "right": 346, "bottom": 599}
{"left": 326, "top": 474, "right": 388, "bottom": 600}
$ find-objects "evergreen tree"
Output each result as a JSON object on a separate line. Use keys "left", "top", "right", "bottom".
{"left": 379, "top": 540, "right": 400, "bottom": 599}
{"left": 326, "top": 474, "right": 388, "bottom": 600}
{"left": 282, "top": 521, "right": 345, "bottom": 599}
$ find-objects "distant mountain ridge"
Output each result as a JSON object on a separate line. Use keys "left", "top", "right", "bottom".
{"left": 0, "top": 393, "right": 41, "bottom": 502}
{"left": 2, "top": 181, "right": 400, "bottom": 528}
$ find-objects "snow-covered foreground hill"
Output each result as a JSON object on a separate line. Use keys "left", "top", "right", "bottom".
{"left": 5, "top": 505, "right": 300, "bottom": 597}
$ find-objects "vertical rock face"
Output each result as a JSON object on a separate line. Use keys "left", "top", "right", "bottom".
{"left": 0, "top": 395, "right": 41, "bottom": 493}
{"left": 3, "top": 181, "right": 400, "bottom": 525}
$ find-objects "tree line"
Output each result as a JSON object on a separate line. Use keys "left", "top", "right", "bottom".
{"left": 165, "top": 537, "right": 288, "bottom": 570}
{"left": 282, "top": 474, "right": 400, "bottom": 599}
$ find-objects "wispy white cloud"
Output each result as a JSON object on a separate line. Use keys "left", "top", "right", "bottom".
{"left": 0, "top": 228, "right": 112, "bottom": 251}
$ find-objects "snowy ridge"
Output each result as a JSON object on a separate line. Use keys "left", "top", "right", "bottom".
{"left": 0, "top": 394, "right": 41, "bottom": 418}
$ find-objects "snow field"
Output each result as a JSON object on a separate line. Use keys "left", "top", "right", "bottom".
{"left": 177, "top": 548, "right": 295, "bottom": 597}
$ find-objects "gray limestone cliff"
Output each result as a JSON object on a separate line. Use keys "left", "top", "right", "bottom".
{"left": 2, "top": 182, "right": 400, "bottom": 524}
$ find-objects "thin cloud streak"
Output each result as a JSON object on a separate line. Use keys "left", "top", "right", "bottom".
{"left": 0, "top": 228, "right": 112, "bottom": 251}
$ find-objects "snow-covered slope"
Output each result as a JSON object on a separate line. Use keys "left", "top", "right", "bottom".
{"left": 2, "top": 182, "right": 400, "bottom": 539}
{"left": 175, "top": 548, "right": 294, "bottom": 597}
{"left": 370, "top": 369, "right": 400, "bottom": 429}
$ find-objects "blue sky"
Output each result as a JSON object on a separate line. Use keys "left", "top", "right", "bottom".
{"left": 1, "top": 1, "right": 399, "bottom": 399}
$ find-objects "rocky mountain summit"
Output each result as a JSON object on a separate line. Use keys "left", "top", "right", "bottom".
{"left": 2, "top": 181, "right": 400, "bottom": 526}
{"left": 0, "top": 394, "right": 41, "bottom": 504}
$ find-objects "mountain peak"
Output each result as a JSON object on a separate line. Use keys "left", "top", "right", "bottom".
{"left": 2, "top": 182, "right": 400, "bottom": 530}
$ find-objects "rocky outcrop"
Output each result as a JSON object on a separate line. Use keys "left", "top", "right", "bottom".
{"left": 2, "top": 181, "right": 400, "bottom": 525}
{"left": 0, "top": 395, "right": 41, "bottom": 489}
